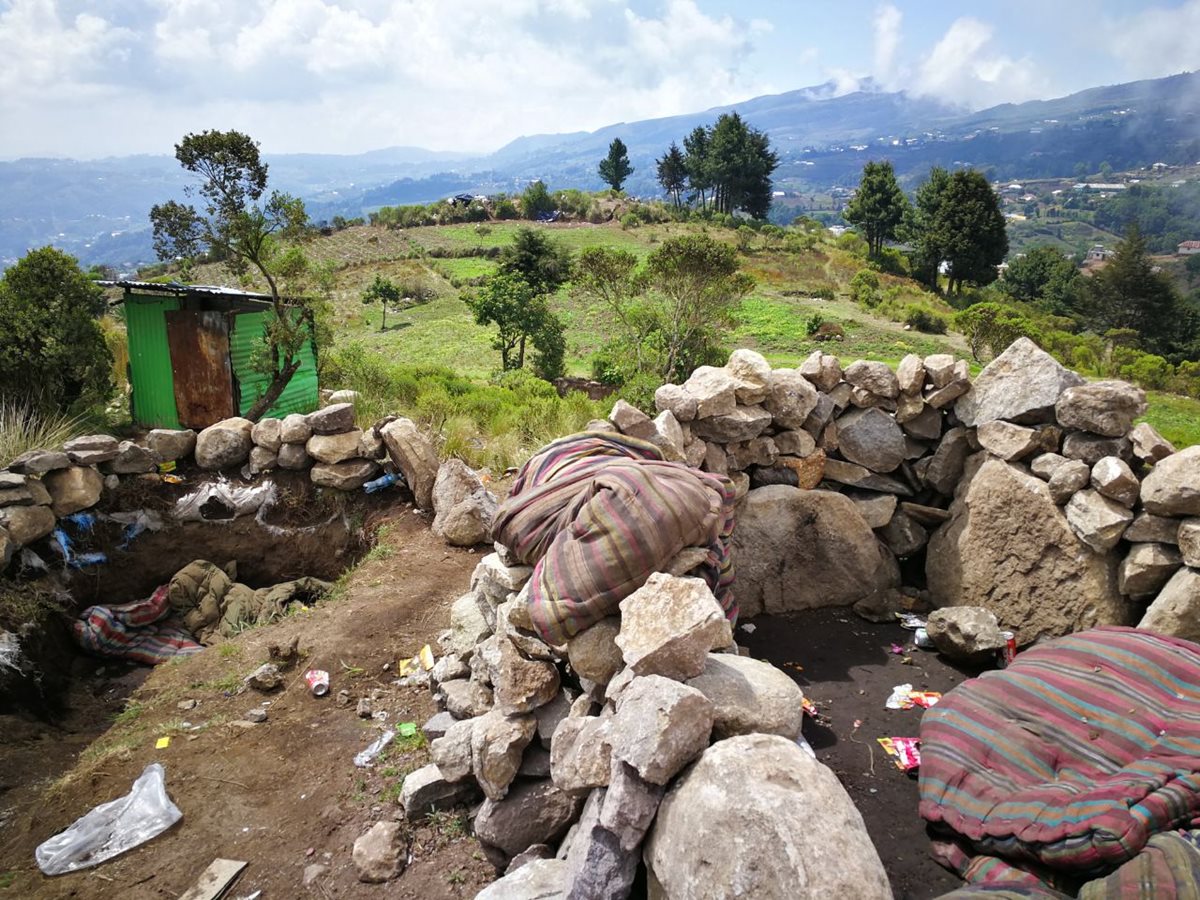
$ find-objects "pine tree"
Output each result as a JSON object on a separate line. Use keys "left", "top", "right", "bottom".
{"left": 844, "top": 161, "right": 909, "bottom": 257}
{"left": 656, "top": 142, "right": 687, "bottom": 207}
{"left": 598, "top": 138, "right": 633, "bottom": 192}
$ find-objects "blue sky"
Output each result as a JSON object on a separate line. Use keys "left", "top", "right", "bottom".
{"left": 0, "top": 0, "right": 1197, "bottom": 158}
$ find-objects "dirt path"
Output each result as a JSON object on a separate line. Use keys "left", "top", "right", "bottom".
{"left": 0, "top": 506, "right": 494, "bottom": 899}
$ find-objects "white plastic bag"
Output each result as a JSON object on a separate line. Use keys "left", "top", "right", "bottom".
{"left": 35, "top": 763, "right": 182, "bottom": 875}
{"left": 173, "top": 479, "right": 275, "bottom": 522}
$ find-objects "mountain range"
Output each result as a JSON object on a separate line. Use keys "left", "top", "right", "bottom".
{"left": 2, "top": 71, "right": 1198, "bottom": 272}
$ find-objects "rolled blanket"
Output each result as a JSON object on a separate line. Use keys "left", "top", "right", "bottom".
{"left": 493, "top": 432, "right": 736, "bottom": 644}
{"left": 74, "top": 585, "right": 203, "bottom": 665}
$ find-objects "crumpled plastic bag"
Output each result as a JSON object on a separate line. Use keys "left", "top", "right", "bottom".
{"left": 35, "top": 763, "right": 182, "bottom": 875}
{"left": 173, "top": 479, "right": 275, "bottom": 522}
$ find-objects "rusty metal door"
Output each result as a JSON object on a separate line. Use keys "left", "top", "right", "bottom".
{"left": 165, "top": 310, "right": 236, "bottom": 429}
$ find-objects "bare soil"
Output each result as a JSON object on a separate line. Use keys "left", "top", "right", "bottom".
{"left": 2, "top": 493, "right": 970, "bottom": 899}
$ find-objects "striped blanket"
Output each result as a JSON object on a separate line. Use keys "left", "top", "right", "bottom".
{"left": 920, "top": 627, "right": 1200, "bottom": 884}
{"left": 74, "top": 585, "right": 203, "bottom": 665}
{"left": 492, "top": 432, "right": 737, "bottom": 644}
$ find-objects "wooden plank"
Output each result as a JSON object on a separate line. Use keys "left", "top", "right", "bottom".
{"left": 165, "top": 310, "right": 236, "bottom": 429}
{"left": 177, "top": 858, "right": 247, "bottom": 900}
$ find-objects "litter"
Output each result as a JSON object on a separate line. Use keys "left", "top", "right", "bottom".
{"left": 802, "top": 698, "right": 819, "bottom": 717}
{"left": 62, "top": 512, "right": 97, "bottom": 532}
{"left": 162, "top": 473, "right": 184, "bottom": 484}
{"left": 173, "top": 479, "right": 276, "bottom": 522}
{"left": 890, "top": 643, "right": 905, "bottom": 654}
{"left": 397, "top": 722, "right": 418, "bottom": 738}
{"left": 0, "top": 631, "right": 22, "bottom": 673}
{"left": 110, "top": 510, "right": 165, "bottom": 549}
{"left": 897, "top": 613, "right": 927, "bottom": 630}
{"left": 155, "top": 736, "right": 170, "bottom": 749}
{"left": 878, "top": 737, "right": 921, "bottom": 772}
{"left": 35, "top": 762, "right": 182, "bottom": 875}
{"left": 364, "top": 472, "right": 404, "bottom": 494}
{"left": 305, "top": 669, "right": 330, "bottom": 697}
{"left": 885, "top": 684, "right": 942, "bottom": 710}
{"left": 913, "top": 627, "right": 936, "bottom": 649}
{"left": 158, "top": 460, "right": 176, "bottom": 474}
{"left": 18, "top": 548, "right": 48, "bottom": 573}
{"left": 740, "top": 623, "right": 757, "bottom": 634}
{"left": 50, "top": 528, "right": 107, "bottom": 569}
{"left": 795, "top": 733, "right": 817, "bottom": 760}
{"left": 397, "top": 644, "right": 436, "bottom": 677}
{"left": 177, "top": 858, "right": 246, "bottom": 900}
{"left": 354, "top": 729, "right": 396, "bottom": 767}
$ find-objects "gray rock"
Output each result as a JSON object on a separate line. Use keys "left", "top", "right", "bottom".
{"left": 925, "top": 607, "right": 1007, "bottom": 662}
{"left": 430, "top": 718, "right": 476, "bottom": 782}
{"left": 441, "top": 678, "right": 494, "bottom": 719}
{"left": 506, "top": 845, "right": 554, "bottom": 876}
{"left": 880, "top": 510, "right": 929, "bottom": 557}
{"left": 843, "top": 359, "right": 899, "bottom": 399}
{"left": 819, "top": 458, "right": 912, "bottom": 495}
{"left": 1066, "top": 489, "right": 1134, "bottom": 552}
{"left": 1048, "top": 459, "right": 1091, "bottom": 504}
{"left": 685, "top": 653, "right": 805, "bottom": 740}
{"left": 250, "top": 417, "right": 282, "bottom": 451}
{"left": 1126, "top": 512, "right": 1182, "bottom": 545}
{"left": 432, "top": 459, "right": 497, "bottom": 547}
{"left": 923, "top": 354, "right": 957, "bottom": 388}
{"left": 401, "top": 763, "right": 480, "bottom": 821}
{"left": 534, "top": 690, "right": 573, "bottom": 750}
{"left": 926, "top": 458, "right": 1127, "bottom": 641}
{"left": 610, "top": 675, "right": 713, "bottom": 785}
{"left": 563, "top": 788, "right": 637, "bottom": 900}
{"left": 649, "top": 410, "right": 686, "bottom": 462}
{"left": 431, "top": 653, "right": 470, "bottom": 688}
{"left": 276, "top": 442, "right": 312, "bottom": 470}
{"left": 380, "top": 417, "right": 439, "bottom": 510}
{"left": 64, "top": 434, "right": 118, "bottom": 465}
{"left": 726, "top": 349, "right": 772, "bottom": 404}
{"left": 773, "top": 429, "right": 816, "bottom": 458}
{"left": 1181, "top": 520, "right": 1200, "bottom": 568}
{"left": 0, "top": 526, "right": 12, "bottom": 569}
{"left": 900, "top": 502, "right": 953, "bottom": 526}
{"left": 609, "top": 399, "right": 656, "bottom": 440}
{"left": 280, "top": 413, "right": 312, "bottom": 444}
{"left": 306, "top": 430, "right": 364, "bottom": 464}
{"left": 1120, "top": 543, "right": 1183, "bottom": 598}
{"left": 599, "top": 759, "right": 664, "bottom": 852}
{"left": 1062, "top": 432, "right": 1132, "bottom": 466}
{"left": 550, "top": 716, "right": 614, "bottom": 794}
{"left": 799, "top": 350, "right": 842, "bottom": 393}
{"left": 472, "top": 552, "right": 534, "bottom": 600}
{"left": 352, "top": 821, "right": 405, "bottom": 883}
{"left": 894, "top": 392, "right": 925, "bottom": 426}
{"left": 835, "top": 407, "right": 906, "bottom": 473}
{"left": 690, "top": 405, "right": 772, "bottom": 444}
{"left": 956, "top": 338, "right": 1085, "bottom": 426}
{"left": 726, "top": 436, "right": 777, "bottom": 471}
{"left": 307, "top": 402, "right": 355, "bottom": 435}
{"left": 194, "top": 418, "right": 254, "bottom": 470}
{"left": 472, "top": 709, "right": 537, "bottom": 801}
{"left": 248, "top": 446, "right": 277, "bottom": 474}
{"left": 654, "top": 384, "right": 697, "bottom": 422}
{"left": 244, "top": 663, "right": 282, "bottom": 692}
{"left": 474, "top": 779, "right": 582, "bottom": 859}
{"left": 897, "top": 354, "right": 925, "bottom": 395}
{"left": 566, "top": 618, "right": 623, "bottom": 686}
{"left": 309, "top": 459, "right": 378, "bottom": 490}
{"left": 422, "top": 711, "right": 457, "bottom": 742}
{"left": 1030, "top": 451, "right": 1069, "bottom": 481}
{"left": 847, "top": 491, "right": 897, "bottom": 529}
{"left": 448, "top": 590, "right": 491, "bottom": 658}
{"left": 106, "top": 440, "right": 158, "bottom": 474}
{"left": 1141, "top": 446, "right": 1200, "bottom": 517}
{"left": 244, "top": 707, "right": 267, "bottom": 723}
{"left": 495, "top": 637, "right": 561, "bottom": 715}
{"left": 1138, "top": 567, "right": 1200, "bottom": 643}
{"left": 1130, "top": 422, "right": 1175, "bottom": 464}
{"left": 681, "top": 366, "right": 738, "bottom": 419}
{"left": 1092, "top": 456, "right": 1139, "bottom": 508}
{"left": 1056, "top": 380, "right": 1147, "bottom": 437}
{"left": 762, "top": 368, "right": 819, "bottom": 429}
{"left": 7, "top": 449, "right": 70, "bottom": 474}
{"left": 0, "top": 505, "right": 55, "bottom": 546}
{"left": 359, "top": 428, "right": 385, "bottom": 459}
{"left": 476, "top": 859, "right": 567, "bottom": 900}
{"left": 901, "top": 403, "right": 943, "bottom": 441}
{"left": 733, "top": 486, "right": 899, "bottom": 618}
{"left": 977, "top": 421, "right": 1039, "bottom": 461}
{"left": 924, "top": 360, "right": 971, "bottom": 409}
{"left": 925, "top": 426, "right": 971, "bottom": 495}
{"left": 615, "top": 573, "right": 733, "bottom": 680}
{"left": 42, "top": 465, "right": 103, "bottom": 516}
{"left": 645, "top": 734, "right": 891, "bottom": 900}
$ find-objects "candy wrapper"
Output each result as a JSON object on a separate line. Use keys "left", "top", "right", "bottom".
{"left": 885, "top": 683, "right": 942, "bottom": 710}
{"left": 878, "top": 737, "right": 921, "bottom": 771}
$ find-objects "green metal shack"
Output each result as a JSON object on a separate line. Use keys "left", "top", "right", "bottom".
{"left": 109, "top": 281, "right": 319, "bottom": 430}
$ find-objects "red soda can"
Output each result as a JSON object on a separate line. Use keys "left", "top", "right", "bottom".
{"left": 997, "top": 631, "right": 1016, "bottom": 667}
{"left": 305, "top": 669, "right": 330, "bottom": 697}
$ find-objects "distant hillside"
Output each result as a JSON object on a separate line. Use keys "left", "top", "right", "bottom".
{"left": 3, "top": 72, "right": 1199, "bottom": 271}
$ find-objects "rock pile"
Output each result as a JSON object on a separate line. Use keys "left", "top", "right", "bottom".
{"left": 414, "top": 558, "right": 890, "bottom": 898}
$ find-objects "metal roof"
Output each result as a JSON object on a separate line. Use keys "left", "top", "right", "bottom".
{"left": 100, "top": 280, "right": 275, "bottom": 305}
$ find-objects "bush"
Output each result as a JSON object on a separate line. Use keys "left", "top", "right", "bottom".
{"left": 494, "top": 198, "right": 519, "bottom": 220}
{"left": 905, "top": 305, "right": 949, "bottom": 334}
{"left": 521, "top": 181, "right": 555, "bottom": 219}
{"left": 0, "top": 399, "right": 88, "bottom": 468}
{"left": 849, "top": 269, "right": 880, "bottom": 307}
{"left": 615, "top": 372, "right": 662, "bottom": 414}
{"left": 805, "top": 313, "right": 825, "bottom": 336}
{"left": 619, "top": 212, "right": 641, "bottom": 230}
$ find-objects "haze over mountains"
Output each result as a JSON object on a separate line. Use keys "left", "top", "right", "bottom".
{"left": 2, "top": 71, "right": 1198, "bottom": 271}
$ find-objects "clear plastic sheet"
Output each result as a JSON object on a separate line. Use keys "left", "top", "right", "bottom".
{"left": 35, "top": 763, "right": 182, "bottom": 875}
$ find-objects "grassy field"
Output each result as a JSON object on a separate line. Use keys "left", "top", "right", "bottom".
{"left": 187, "top": 216, "right": 1199, "bottom": 448}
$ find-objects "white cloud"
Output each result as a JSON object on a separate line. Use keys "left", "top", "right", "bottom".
{"left": 910, "top": 17, "right": 1048, "bottom": 108}
{"left": 1105, "top": 0, "right": 1200, "bottom": 78}
{"left": 872, "top": 3, "right": 901, "bottom": 82}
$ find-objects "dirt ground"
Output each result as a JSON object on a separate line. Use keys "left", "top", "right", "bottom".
{"left": 1, "top": 496, "right": 974, "bottom": 900}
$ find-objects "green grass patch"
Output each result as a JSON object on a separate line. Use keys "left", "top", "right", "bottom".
{"left": 1142, "top": 392, "right": 1200, "bottom": 450}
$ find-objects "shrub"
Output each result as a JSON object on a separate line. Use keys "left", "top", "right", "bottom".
{"left": 905, "top": 305, "right": 948, "bottom": 334}
{"left": 1123, "top": 353, "right": 1173, "bottom": 390}
{"left": 494, "top": 198, "right": 519, "bottom": 220}
{"left": 619, "top": 212, "right": 641, "bottom": 230}
{"left": 849, "top": 269, "right": 880, "bottom": 307}
{"left": 804, "top": 313, "right": 825, "bottom": 336}
{"left": 0, "top": 400, "right": 88, "bottom": 468}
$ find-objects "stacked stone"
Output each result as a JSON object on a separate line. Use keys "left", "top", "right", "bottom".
{"left": 416, "top": 558, "right": 890, "bottom": 899}
{"left": 0, "top": 430, "right": 196, "bottom": 567}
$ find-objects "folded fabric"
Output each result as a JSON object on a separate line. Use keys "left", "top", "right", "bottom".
{"left": 74, "top": 585, "right": 203, "bottom": 665}
{"left": 492, "top": 432, "right": 736, "bottom": 644}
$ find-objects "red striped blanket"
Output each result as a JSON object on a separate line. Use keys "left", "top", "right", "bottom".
{"left": 920, "top": 627, "right": 1200, "bottom": 882}
{"left": 74, "top": 585, "right": 203, "bottom": 665}
{"left": 492, "top": 432, "right": 736, "bottom": 644}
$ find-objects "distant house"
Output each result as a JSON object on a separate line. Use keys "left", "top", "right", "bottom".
{"left": 1086, "top": 245, "right": 1111, "bottom": 262}
{"left": 104, "top": 281, "right": 319, "bottom": 430}
{"left": 1179, "top": 241, "right": 1200, "bottom": 255}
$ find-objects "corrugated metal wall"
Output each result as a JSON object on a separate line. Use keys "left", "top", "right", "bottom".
{"left": 230, "top": 310, "right": 319, "bottom": 419}
{"left": 125, "top": 294, "right": 182, "bottom": 428}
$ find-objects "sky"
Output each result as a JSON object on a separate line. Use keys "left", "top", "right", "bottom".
{"left": 1, "top": 0, "right": 1198, "bottom": 160}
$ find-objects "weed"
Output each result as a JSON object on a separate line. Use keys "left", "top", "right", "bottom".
{"left": 364, "top": 523, "right": 395, "bottom": 561}
{"left": 447, "top": 869, "right": 466, "bottom": 885}
{"left": 0, "top": 872, "right": 17, "bottom": 889}
{"left": 428, "top": 810, "right": 469, "bottom": 838}
{"left": 112, "top": 700, "right": 145, "bottom": 726}
{"left": 380, "top": 766, "right": 400, "bottom": 778}
{"left": 218, "top": 643, "right": 240, "bottom": 659}
{"left": 379, "top": 778, "right": 405, "bottom": 804}
{"left": 340, "top": 660, "right": 365, "bottom": 678}
{"left": 0, "top": 400, "right": 89, "bottom": 468}
{"left": 0, "top": 584, "right": 68, "bottom": 632}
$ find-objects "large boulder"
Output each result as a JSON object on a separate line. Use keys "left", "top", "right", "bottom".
{"left": 494, "top": 637, "right": 560, "bottom": 714}
{"left": 955, "top": 337, "right": 1085, "bottom": 427}
{"left": 550, "top": 715, "right": 614, "bottom": 794}
{"left": 843, "top": 360, "right": 899, "bottom": 400}
{"left": 352, "top": 822, "right": 406, "bottom": 883}
{"left": 1055, "top": 381, "right": 1147, "bottom": 437}
{"left": 654, "top": 384, "right": 698, "bottom": 423}
{"left": 925, "top": 607, "right": 1007, "bottom": 663}
{"left": 307, "top": 402, "right": 355, "bottom": 435}
{"left": 145, "top": 428, "right": 196, "bottom": 462}
{"left": 733, "top": 486, "right": 898, "bottom": 618}
{"left": 610, "top": 675, "right": 713, "bottom": 785}
{"left": 106, "top": 441, "right": 157, "bottom": 475}
{"left": 1065, "top": 489, "right": 1134, "bottom": 553}
{"left": 690, "top": 406, "right": 771, "bottom": 444}
{"left": 63, "top": 434, "right": 118, "bottom": 465}
{"left": 279, "top": 413, "right": 312, "bottom": 444}
{"left": 1141, "top": 446, "right": 1200, "bottom": 517}
{"left": 431, "top": 459, "right": 497, "bottom": 547}
{"left": 42, "top": 465, "right": 103, "bottom": 516}
{"left": 835, "top": 407, "right": 905, "bottom": 473}
{"left": 1119, "top": 543, "right": 1183, "bottom": 599}
{"left": 309, "top": 459, "right": 378, "bottom": 490}
{"left": 475, "top": 859, "right": 566, "bottom": 900}
{"left": 472, "top": 710, "right": 537, "bottom": 801}
{"left": 1138, "top": 567, "right": 1200, "bottom": 643}
{"left": 566, "top": 617, "right": 623, "bottom": 685}
{"left": 1130, "top": 422, "right": 1175, "bottom": 464}
{"left": 799, "top": 351, "right": 842, "bottom": 393}
{"left": 7, "top": 449, "right": 70, "bottom": 475}
{"left": 926, "top": 458, "right": 1126, "bottom": 640}
{"left": 645, "top": 734, "right": 891, "bottom": 900}
{"left": 250, "top": 417, "right": 282, "bottom": 452}
{"left": 615, "top": 573, "right": 732, "bottom": 680}
{"left": 306, "top": 430, "right": 364, "bottom": 464}
{"left": 194, "top": 418, "right": 254, "bottom": 470}
{"left": 0, "top": 504, "right": 56, "bottom": 546}
{"left": 474, "top": 779, "right": 581, "bottom": 860}
{"left": 400, "top": 763, "right": 480, "bottom": 821}
{"left": 762, "top": 369, "right": 819, "bottom": 429}
{"left": 685, "top": 653, "right": 805, "bottom": 740}
{"left": 380, "top": 418, "right": 439, "bottom": 510}
{"left": 681, "top": 367, "right": 738, "bottom": 419}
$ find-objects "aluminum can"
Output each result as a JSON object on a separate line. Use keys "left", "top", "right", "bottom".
{"left": 997, "top": 631, "right": 1016, "bottom": 667}
{"left": 305, "top": 669, "right": 330, "bottom": 697}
